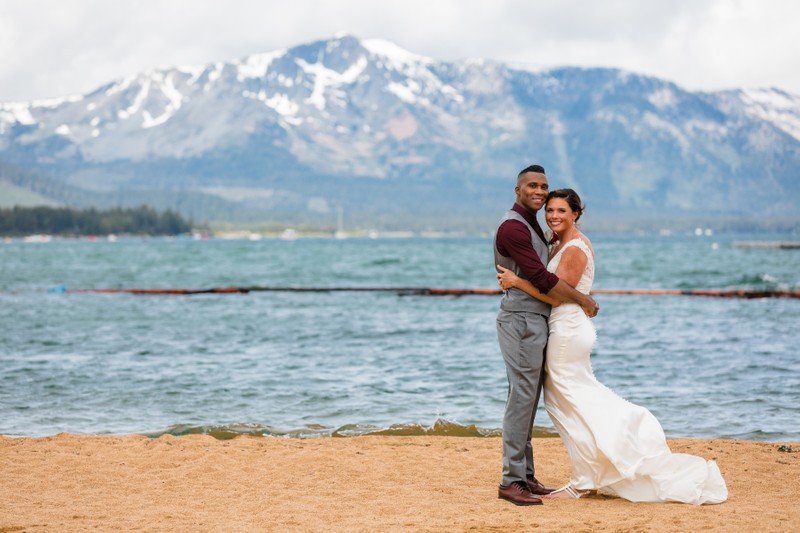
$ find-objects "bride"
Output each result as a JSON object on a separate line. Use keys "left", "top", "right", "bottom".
{"left": 496, "top": 189, "right": 728, "bottom": 505}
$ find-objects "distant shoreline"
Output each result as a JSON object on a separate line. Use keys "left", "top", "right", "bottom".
{"left": 207, "top": 216, "right": 800, "bottom": 236}
{"left": 3, "top": 227, "right": 800, "bottom": 242}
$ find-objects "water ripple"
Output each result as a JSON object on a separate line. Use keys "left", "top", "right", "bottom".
{"left": 1, "top": 233, "right": 798, "bottom": 440}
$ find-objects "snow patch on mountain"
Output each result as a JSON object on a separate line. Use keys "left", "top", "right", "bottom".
{"left": 243, "top": 90, "right": 299, "bottom": 118}
{"left": 0, "top": 102, "right": 36, "bottom": 128}
{"left": 648, "top": 88, "right": 677, "bottom": 109}
{"left": 362, "top": 38, "right": 432, "bottom": 68}
{"left": 142, "top": 72, "right": 185, "bottom": 128}
{"left": 296, "top": 55, "right": 367, "bottom": 110}
{"left": 505, "top": 61, "right": 551, "bottom": 75}
{"left": 739, "top": 88, "right": 800, "bottom": 141}
{"left": 0, "top": 94, "right": 84, "bottom": 132}
{"left": 237, "top": 50, "right": 286, "bottom": 80}
{"left": 180, "top": 65, "right": 205, "bottom": 85}
{"left": 205, "top": 63, "right": 225, "bottom": 90}
{"left": 106, "top": 75, "right": 137, "bottom": 96}
{"left": 387, "top": 80, "right": 422, "bottom": 104}
{"left": 684, "top": 118, "right": 728, "bottom": 137}
{"left": 643, "top": 112, "right": 690, "bottom": 152}
{"left": 117, "top": 77, "right": 150, "bottom": 120}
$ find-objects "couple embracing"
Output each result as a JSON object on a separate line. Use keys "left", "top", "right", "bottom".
{"left": 494, "top": 165, "right": 728, "bottom": 506}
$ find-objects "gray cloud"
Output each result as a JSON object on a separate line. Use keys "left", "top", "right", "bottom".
{"left": 1, "top": 0, "right": 798, "bottom": 101}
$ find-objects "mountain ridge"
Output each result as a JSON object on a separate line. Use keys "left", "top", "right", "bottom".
{"left": 1, "top": 34, "right": 799, "bottom": 229}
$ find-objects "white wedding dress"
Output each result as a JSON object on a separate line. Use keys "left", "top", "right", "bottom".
{"left": 543, "top": 238, "right": 728, "bottom": 504}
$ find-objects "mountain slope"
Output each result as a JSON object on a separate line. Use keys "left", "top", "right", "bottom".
{"left": 1, "top": 35, "right": 798, "bottom": 228}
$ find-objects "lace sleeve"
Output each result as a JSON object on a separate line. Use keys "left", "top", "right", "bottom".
{"left": 560, "top": 239, "right": 595, "bottom": 277}
{"left": 562, "top": 239, "right": 593, "bottom": 262}
{"left": 560, "top": 238, "right": 595, "bottom": 293}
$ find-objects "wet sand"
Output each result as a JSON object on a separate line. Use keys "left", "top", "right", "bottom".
{"left": 1, "top": 434, "right": 798, "bottom": 531}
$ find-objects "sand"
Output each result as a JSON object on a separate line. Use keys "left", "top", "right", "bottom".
{"left": 1, "top": 434, "right": 798, "bottom": 532}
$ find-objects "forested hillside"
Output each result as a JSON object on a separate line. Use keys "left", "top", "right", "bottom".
{"left": 0, "top": 205, "right": 192, "bottom": 236}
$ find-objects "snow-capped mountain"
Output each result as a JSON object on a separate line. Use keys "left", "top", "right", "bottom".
{"left": 1, "top": 34, "right": 799, "bottom": 226}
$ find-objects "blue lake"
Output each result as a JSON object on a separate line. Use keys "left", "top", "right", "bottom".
{"left": 1, "top": 232, "right": 798, "bottom": 440}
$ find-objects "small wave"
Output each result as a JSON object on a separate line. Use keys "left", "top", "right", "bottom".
{"left": 366, "top": 258, "right": 402, "bottom": 266}
{"left": 143, "top": 418, "right": 557, "bottom": 440}
{"left": 673, "top": 273, "right": 795, "bottom": 290}
{"left": 718, "top": 429, "right": 797, "bottom": 441}
{"left": 733, "top": 273, "right": 773, "bottom": 285}
{"left": 730, "top": 273, "right": 790, "bottom": 289}
{"left": 332, "top": 419, "right": 504, "bottom": 438}
{"left": 144, "top": 423, "right": 333, "bottom": 440}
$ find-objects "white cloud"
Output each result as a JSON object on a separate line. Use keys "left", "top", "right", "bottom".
{"left": 0, "top": 0, "right": 798, "bottom": 102}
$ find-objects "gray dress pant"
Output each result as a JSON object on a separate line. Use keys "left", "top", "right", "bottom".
{"left": 496, "top": 308, "right": 548, "bottom": 486}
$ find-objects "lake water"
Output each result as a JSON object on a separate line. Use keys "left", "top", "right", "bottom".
{"left": 1, "top": 232, "right": 798, "bottom": 440}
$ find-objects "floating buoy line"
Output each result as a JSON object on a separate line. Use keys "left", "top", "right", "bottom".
{"left": 21, "top": 286, "right": 799, "bottom": 298}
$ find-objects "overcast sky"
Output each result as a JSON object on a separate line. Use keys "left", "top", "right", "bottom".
{"left": 1, "top": 0, "right": 798, "bottom": 102}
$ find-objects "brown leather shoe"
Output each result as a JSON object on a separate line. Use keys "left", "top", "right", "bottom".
{"left": 527, "top": 476, "right": 556, "bottom": 495}
{"left": 498, "top": 481, "right": 544, "bottom": 506}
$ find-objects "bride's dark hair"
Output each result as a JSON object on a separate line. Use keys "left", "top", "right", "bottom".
{"left": 547, "top": 189, "right": 585, "bottom": 222}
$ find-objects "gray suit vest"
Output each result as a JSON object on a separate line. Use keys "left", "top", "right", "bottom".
{"left": 494, "top": 210, "right": 552, "bottom": 316}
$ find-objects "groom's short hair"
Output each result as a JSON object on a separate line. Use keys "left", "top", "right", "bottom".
{"left": 518, "top": 164, "right": 546, "bottom": 178}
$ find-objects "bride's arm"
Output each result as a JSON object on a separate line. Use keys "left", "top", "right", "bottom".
{"left": 550, "top": 246, "right": 599, "bottom": 317}
{"left": 553, "top": 247, "right": 588, "bottom": 289}
{"left": 496, "top": 265, "right": 561, "bottom": 306}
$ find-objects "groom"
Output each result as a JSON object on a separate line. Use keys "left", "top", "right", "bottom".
{"left": 494, "top": 164, "right": 599, "bottom": 506}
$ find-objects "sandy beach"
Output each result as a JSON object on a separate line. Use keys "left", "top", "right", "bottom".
{"left": 1, "top": 434, "right": 797, "bottom": 532}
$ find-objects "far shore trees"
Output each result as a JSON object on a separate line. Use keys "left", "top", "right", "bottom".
{"left": 0, "top": 205, "right": 193, "bottom": 236}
